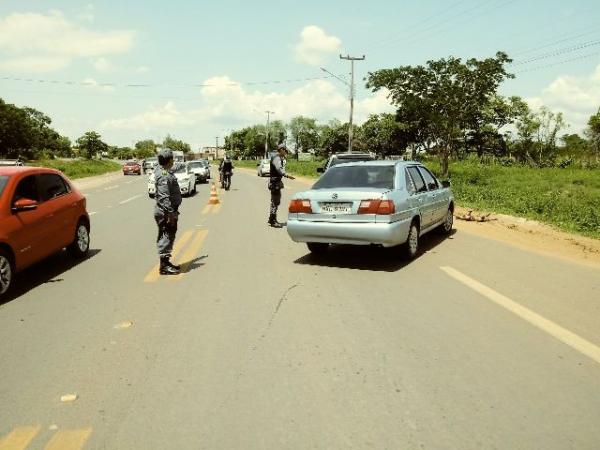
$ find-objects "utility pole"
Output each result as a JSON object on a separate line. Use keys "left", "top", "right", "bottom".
{"left": 264, "top": 110, "right": 275, "bottom": 158}
{"left": 339, "top": 54, "right": 365, "bottom": 154}
{"left": 216, "top": 136, "right": 219, "bottom": 159}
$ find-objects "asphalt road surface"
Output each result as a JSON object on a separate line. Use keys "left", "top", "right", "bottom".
{"left": 1, "top": 168, "right": 599, "bottom": 450}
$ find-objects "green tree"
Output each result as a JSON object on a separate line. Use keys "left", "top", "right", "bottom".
{"left": 366, "top": 52, "right": 514, "bottom": 177}
{"left": 358, "top": 113, "right": 404, "bottom": 156}
{"left": 76, "top": 131, "right": 108, "bottom": 159}
{"left": 585, "top": 108, "right": 600, "bottom": 161}
{"left": 317, "top": 120, "right": 348, "bottom": 157}
{"left": 289, "top": 116, "right": 319, "bottom": 159}
{"left": 163, "top": 135, "right": 191, "bottom": 154}
{"left": 134, "top": 139, "right": 157, "bottom": 158}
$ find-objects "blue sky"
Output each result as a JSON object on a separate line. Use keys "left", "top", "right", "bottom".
{"left": 1, "top": 0, "right": 599, "bottom": 149}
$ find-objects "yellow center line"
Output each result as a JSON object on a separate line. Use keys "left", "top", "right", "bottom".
{"left": 202, "top": 204, "right": 213, "bottom": 214}
{"left": 169, "top": 229, "right": 209, "bottom": 282}
{"left": 44, "top": 428, "right": 92, "bottom": 450}
{"left": 144, "top": 229, "right": 194, "bottom": 283}
{"left": 211, "top": 204, "right": 221, "bottom": 214}
{"left": 0, "top": 426, "right": 41, "bottom": 450}
{"left": 441, "top": 266, "right": 600, "bottom": 365}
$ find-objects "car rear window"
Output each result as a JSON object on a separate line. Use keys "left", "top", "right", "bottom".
{"left": 329, "top": 156, "right": 374, "bottom": 168}
{"left": 313, "top": 165, "right": 395, "bottom": 190}
{"left": 0, "top": 176, "right": 9, "bottom": 199}
{"left": 188, "top": 162, "right": 203, "bottom": 168}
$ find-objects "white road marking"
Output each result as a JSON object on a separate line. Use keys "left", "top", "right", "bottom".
{"left": 104, "top": 185, "right": 119, "bottom": 191}
{"left": 441, "top": 266, "right": 600, "bottom": 365}
{"left": 125, "top": 180, "right": 134, "bottom": 184}
{"left": 89, "top": 212, "right": 98, "bottom": 216}
{"left": 119, "top": 195, "right": 141, "bottom": 205}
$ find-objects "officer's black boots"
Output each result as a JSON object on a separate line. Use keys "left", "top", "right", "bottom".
{"left": 166, "top": 260, "right": 180, "bottom": 270}
{"left": 268, "top": 214, "right": 283, "bottom": 228}
{"left": 159, "top": 257, "right": 180, "bottom": 275}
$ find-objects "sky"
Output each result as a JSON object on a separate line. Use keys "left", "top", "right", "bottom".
{"left": 1, "top": 0, "right": 599, "bottom": 149}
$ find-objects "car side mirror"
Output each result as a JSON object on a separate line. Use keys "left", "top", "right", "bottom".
{"left": 317, "top": 167, "right": 324, "bottom": 173}
{"left": 441, "top": 180, "right": 451, "bottom": 188}
{"left": 12, "top": 198, "right": 38, "bottom": 212}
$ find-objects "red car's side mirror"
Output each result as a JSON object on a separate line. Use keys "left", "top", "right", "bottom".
{"left": 11, "top": 198, "right": 38, "bottom": 213}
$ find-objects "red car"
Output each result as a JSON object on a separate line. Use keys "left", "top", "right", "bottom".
{"left": 123, "top": 161, "right": 142, "bottom": 175}
{"left": 0, "top": 167, "right": 90, "bottom": 298}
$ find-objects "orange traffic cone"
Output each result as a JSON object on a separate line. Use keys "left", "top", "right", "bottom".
{"left": 208, "top": 182, "right": 220, "bottom": 205}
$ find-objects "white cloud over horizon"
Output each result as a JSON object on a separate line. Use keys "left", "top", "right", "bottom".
{"left": 294, "top": 26, "right": 342, "bottom": 66}
{"left": 0, "top": 10, "right": 136, "bottom": 73}
{"left": 99, "top": 75, "right": 394, "bottom": 146}
{"left": 526, "top": 63, "right": 600, "bottom": 133}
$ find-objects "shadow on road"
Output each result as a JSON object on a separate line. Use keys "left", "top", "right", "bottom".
{"left": 1, "top": 249, "right": 102, "bottom": 305}
{"left": 293, "top": 230, "right": 457, "bottom": 272}
{"left": 179, "top": 255, "right": 208, "bottom": 274}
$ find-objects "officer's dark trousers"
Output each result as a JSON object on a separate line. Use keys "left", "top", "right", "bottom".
{"left": 155, "top": 213, "right": 178, "bottom": 258}
{"left": 270, "top": 189, "right": 281, "bottom": 216}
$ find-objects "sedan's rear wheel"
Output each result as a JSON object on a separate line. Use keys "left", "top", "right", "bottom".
{"left": 439, "top": 208, "right": 454, "bottom": 235}
{"left": 0, "top": 250, "right": 13, "bottom": 297}
{"left": 404, "top": 221, "right": 419, "bottom": 259}
{"left": 68, "top": 220, "right": 90, "bottom": 258}
{"left": 307, "top": 243, "right": 329, "bottom": 254}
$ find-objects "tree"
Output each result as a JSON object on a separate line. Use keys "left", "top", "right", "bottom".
{"left": 76, "top": 131, "right": 108, "bottom": 159}
{"left": 585, "top": 108, "right": 600, "bottom": 161}
{"left": 358, "top": 113, "right": 404, "bottom": 156}
{"left": 135, "top": 140, "right": 157, "bottom": 158}
{"left": 317, "top": 120, "right": 348, "bottom": 157}
{"left": 163, "top": 135, "right": 191, "bottom": 154}
{"left": 366, "top": 52, "right": 514, "bottom": 177}
{"left": 289, "top": 116, "right": 319, "bottom": 158}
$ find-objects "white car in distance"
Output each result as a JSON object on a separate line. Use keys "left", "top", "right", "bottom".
{"left": 147, "top": 163, "right": 196, "bottom": 198}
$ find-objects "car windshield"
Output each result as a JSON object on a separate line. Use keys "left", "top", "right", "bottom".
{"left": 330, "top": 156, "right": 374, "bottom": 168}
{"left": 313, "top": 165, "right": 396, "bottom": 190}
{"left": 0, "top": 175, "right": 9, "bottom": 199}
{"left": 174, "top": 166, "right": 188, "bottom": 174}
{"left": 188, "top": 162, "right": 203, "bottom": 168}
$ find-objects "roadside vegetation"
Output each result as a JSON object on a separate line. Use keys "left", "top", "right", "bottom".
{"left": 32, "top": 159, "right": 122, "bottom": 179}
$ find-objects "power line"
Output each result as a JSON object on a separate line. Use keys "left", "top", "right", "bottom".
{"left": 0, "top": 74, "right": 334, "bottom": 89}
{"left": 511, "top": 25, "right": 600, "bottom": 57}
{"left": 513, "top": 51, "right": 600, "bottom": 74}
{"left": 512, "top": 38, "right": 600, "bottom": 66}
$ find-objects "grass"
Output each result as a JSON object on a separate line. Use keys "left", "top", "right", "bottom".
{"left": 424, "top": 159, "right": 600, "bottom": 239}
{"left": 233, "top": 159, "right": 325, "bottom": 178}
{"left": 31, "top": 159, "right": 122, "bottom": 179}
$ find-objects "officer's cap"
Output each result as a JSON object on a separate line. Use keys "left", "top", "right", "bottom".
{"left": 277, "top": 143, "right": 287, "bottom": 152}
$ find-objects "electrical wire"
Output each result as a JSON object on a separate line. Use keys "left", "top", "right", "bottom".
{"left": 513, "top": 51, "right": 599, "bottom": 74}
{"left": 512, "top": 38, "right": 600, "bottom": 66}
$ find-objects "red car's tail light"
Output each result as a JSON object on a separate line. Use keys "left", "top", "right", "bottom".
{"left": 358, "top": 199, "right": 395, "bottom": 215}
{"left": 289, "top": 199, "right": 312, "bottom": 213}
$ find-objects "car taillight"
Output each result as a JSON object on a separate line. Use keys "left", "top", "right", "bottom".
{"left": 289, "top": 199, "right": 312, "bottom": 213}
{"left": 358, "top": 199, "right": 395, "bottom": 215}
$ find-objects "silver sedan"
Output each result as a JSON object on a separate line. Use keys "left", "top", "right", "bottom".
{"left": 287, "top": 160, "right": 454, "bottom": 259}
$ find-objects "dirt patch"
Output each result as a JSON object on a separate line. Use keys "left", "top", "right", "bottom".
{"left": 72, "top": 170, "right": 123, "bottom": 191}
{"left": 454, "top": 206, "right": 600, "bottom": 269}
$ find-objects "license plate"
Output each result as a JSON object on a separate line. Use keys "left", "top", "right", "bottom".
{"left": 320, "top": 202, "right": 352, "bottom": 214}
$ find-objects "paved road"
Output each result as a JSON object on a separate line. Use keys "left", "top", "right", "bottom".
{"left": 1, "top": 168, "right": 599, "bottom": 449}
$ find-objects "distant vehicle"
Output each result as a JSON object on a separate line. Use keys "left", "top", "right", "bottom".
{"left": 0, "top": 166, "right": 90, "bottom": 297}
{"left": 123, "top": 161, "right": 142, "bottom": 175}
{"left": 172, "top": 151, "right": 185, "bottom": 163}
{"left": 257, "top": 159, "right": 270, "bottom": 177}
{"left": 0, "top": 159, "right": 24, "bottom": 167}
{"left": 317, "top": 153, "right": 376, "bottom": 174}
{"left": 147, "top": 163, "right": 196, "bottom": 198}
{"left": 187, "top": 160, "right": 210, "bottom": 184}
{"left": 287, "top": 160, "right": 454, "bottom": 259}
{"left": 201, "top": 160, "right": 211, "bottom": 179}
{"left": 143, "top": 157, "right": 158, "bottom": 173}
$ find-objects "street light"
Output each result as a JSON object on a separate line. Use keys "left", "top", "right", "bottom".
{"left": 264, "top": 110, "right": 275, "bottom": 158}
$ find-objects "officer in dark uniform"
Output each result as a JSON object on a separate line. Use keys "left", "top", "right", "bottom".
{"left": 268, "top": 144, "right": 295, "bottom": 228}
{"left": 154, "top": 149, "right": 183, "bottom": 275}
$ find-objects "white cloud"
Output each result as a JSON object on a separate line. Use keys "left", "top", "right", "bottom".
{"left": 77, "top": 4, "right": 95, "bottom": 23}
{"left": 100, "top": 76, "right": 395, "bottom": 134}
{"left": 526, "top": 64, "right": 600, "bottom": 133}
{"left": 91, "top": 57, "right": 112, "bottom": 72}
{"left": 294, "top": 25, "right": 342, "bottom": 66}
{"left": 136, "top": 65, "right": 150, "bottom": 73}
{"left": 0, "top": 10, "right": 135, "bottom": 72}
{"left": 82, "top": 77, "right": 115, "bottom": 92}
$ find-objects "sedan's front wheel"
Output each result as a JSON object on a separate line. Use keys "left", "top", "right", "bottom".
{"left": 0, "top": 250, "right": 13, "bottom": 297}
{"left": 68, "top": 220, "right": 90, "bottom": 258}
{"left": 307, "top": 243, "right": 329, "bottom": 254}
{"left": 404, "top": 221, "right": 419, "bottom": 260}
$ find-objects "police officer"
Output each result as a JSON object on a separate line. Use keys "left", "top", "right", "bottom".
{"left": 268, "top": 144, "right": 295, "bottom": 228}
{"left": 154, "top": 149, "right": 183, "bottom": 275}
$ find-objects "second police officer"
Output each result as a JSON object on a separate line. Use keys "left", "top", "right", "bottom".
{"left": 268, "top": 144, "right": 295, "bottom": 228}
{"left": 154, "top": 149, "right": 183, "bottom": 275}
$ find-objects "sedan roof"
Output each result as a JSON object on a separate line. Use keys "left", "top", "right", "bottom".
{"left": 332, "top": 160, "right": 422, "bottom": 168}
{"left": 0, "top": 166, "right": 62, "bottom": 176}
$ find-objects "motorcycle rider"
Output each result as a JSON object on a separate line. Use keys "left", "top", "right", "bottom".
{"left": 219, "top": 155, "right": 234, "bottom": 189}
